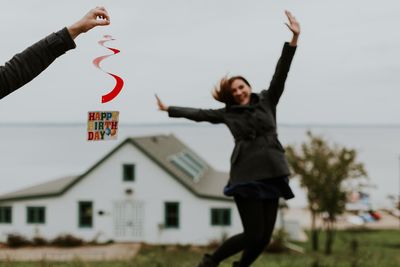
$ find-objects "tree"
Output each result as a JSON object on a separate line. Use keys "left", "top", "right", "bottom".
{"left": 285, "top": 131, "right": 367, "bottom": 254}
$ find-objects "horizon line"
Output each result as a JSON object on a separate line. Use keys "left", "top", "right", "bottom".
{"left": 2, "top": 122, "right": 400, "bottom": 128}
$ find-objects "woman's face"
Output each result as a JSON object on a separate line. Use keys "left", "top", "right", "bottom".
{"left": 231, "top": 78, "right": 251, "bottom": 105}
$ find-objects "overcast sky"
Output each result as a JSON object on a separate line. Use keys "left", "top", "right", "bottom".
{"left": 0, "top": 0, "right": 399, "bottom": 125}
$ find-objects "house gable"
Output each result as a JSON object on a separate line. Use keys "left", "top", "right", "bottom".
{"left": 0, "top": 135, "right": 231, "bottom": 203}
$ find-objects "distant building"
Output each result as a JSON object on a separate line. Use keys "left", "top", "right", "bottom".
{"left": 0, "top": 135, "right": 242, "bottom": 245}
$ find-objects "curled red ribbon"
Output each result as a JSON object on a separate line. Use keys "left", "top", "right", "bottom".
{"left": 93, "top": 35, "right": 124, "bottom": 103}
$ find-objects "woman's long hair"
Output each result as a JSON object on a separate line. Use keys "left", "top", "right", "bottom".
{"left": 212, "top": 75, "right": 251, "bottom": 105}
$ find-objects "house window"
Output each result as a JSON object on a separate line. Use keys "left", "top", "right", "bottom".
{"left": 164, "top": 202, "right": 179, "bottom": 228}
{"left": 123, "top": 164, "right": 135, "bottom": 181}
{"left": 169, "top": 151, "right": 207, "bottom": 182}
{"left": 78, "top": 201, "right": 93, "bottom": 228}
{"left": 27, "top": 207, "right": 45, "bottom": 224}
{"left": 211, "top": 208, "right": 231, "bottom": 226}
{"left": 0, "top": 206, "right": 12, "bottom": 224}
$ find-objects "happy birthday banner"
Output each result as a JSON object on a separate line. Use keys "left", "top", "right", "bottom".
{"left": 87, "top": 111, "right": 119, "bottom": 141}
{"left": 88, "top": 35, "right": 124, "bottom": 141}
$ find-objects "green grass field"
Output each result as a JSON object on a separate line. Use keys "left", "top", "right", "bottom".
{"left": 1, "top": 229, "right": 399, "bottom": 267}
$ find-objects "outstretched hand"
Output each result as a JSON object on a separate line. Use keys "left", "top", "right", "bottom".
{"left": 284, "top": 10, "right": 300, "bottom": 36}
{"left": 68, "top": 7, "right": 110, "bottom": 39}
{"left": 155, "top": 94, "right": 168, "bottom": 111}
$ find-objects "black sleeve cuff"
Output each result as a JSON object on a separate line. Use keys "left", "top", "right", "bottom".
{"left": 45, "top": 27, "right": 76, "bottom": 58}
{"left": 283, "top": 42, "right": 297, "bottom": 56}
{"left": 167, "top": 106, "right": 178, "bottom": 117}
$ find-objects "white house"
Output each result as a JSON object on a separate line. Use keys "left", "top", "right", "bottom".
{"left": 0, "top": 134, "right": 244, "bottom": 245}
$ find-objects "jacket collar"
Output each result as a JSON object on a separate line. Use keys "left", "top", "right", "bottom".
{"left": 227, "top": 93, "right": 260, "bottom": 110}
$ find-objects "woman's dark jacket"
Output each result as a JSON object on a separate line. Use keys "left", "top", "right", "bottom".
{"left": 0, "top": 27, "right": 76, "bottom": 100}
{"left": 168, "top": 42, "right": 297, "bottom": 185}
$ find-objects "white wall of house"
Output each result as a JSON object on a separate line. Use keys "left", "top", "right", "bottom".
{"left": 0, "top": 143, "right": 242, "bottom": 245}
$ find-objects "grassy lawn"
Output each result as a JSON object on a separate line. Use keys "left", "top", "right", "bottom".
{"left": 0, "top": 229, "right": 399, "bottom": 267}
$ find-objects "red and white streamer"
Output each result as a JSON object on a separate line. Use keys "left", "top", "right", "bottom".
{"left": 93, "top": 35, "right": 124, "bottom": 103}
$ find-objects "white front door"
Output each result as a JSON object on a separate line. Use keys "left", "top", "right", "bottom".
{"left": 113, "top": 200, "right": 144, "bottom": 241}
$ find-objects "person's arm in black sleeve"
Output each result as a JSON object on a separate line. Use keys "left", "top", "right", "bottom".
{"left": 168, "top": 106, "right": 225, "bottom": 124}
{"left": 262, "top": 10, "right": 300, "bottom": 106}
{"left": 0, "top": 28, "right": 76, "bottom": 99}
{"left": 0, "top": 7, "right": 110, "bottom": 100}
{"left": 264, "top": 42, "right": 297, "bottom": 106}
{"left": 155, "top": 94, "right": 225, "bottom": 124}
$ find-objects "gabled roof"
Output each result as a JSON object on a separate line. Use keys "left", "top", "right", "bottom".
{"left": 0, "top": 176, "right": 77, "bottom": 201}
{"left": 0, "top": 134, "right": 231, "bottom": 202}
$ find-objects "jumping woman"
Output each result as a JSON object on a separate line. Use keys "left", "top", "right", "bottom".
{"left": 156, "top": 10, "right": 300, "bottom": 267}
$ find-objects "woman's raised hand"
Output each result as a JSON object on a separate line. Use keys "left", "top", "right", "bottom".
{"left": 284, "top": 10, "right": 300, "bottom": 46}
{"left": 284, "top": 10, "right": 300, "bottom": 36}
{"left": 155, "top": 94, "right": 168, "bottom": 111}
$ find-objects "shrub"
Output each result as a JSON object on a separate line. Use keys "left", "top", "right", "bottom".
{"left": 176, "top": 243, "right": 191, "bottom": 250}
{"left": 206, "top": 239, "right": 221, "bottom": 250}
{"left": 51, "top": 234, "right": 84, "bottom": 247}
{"left": 32, "top": 236, "right": 48, "bottom": 246}
{"left": 7, "top": 233, "right": 31, "bottom": 248}
{"left": 266, "top": 229, "right": 289, "bottom": 253}
{"left": 104, "top": 239, "right": 114, "bottom": 245}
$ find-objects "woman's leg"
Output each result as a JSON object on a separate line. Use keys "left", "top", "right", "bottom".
{"left": 210, "top": 196, "right": 250, "bottom": 262}
{"left": 210, "top": 196, "right": 277, "bottom": 263}
{"left": 208, "top": 196, "right": 279, "bottom": 266}
{"left": 210, "top": 233, "right": 246, "bottom": 263}
{"left": 199, "top": 197, "right": 252, "bottom": 266}
{"left": 237, "top": 197, "right": 279, "bottom": 267}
